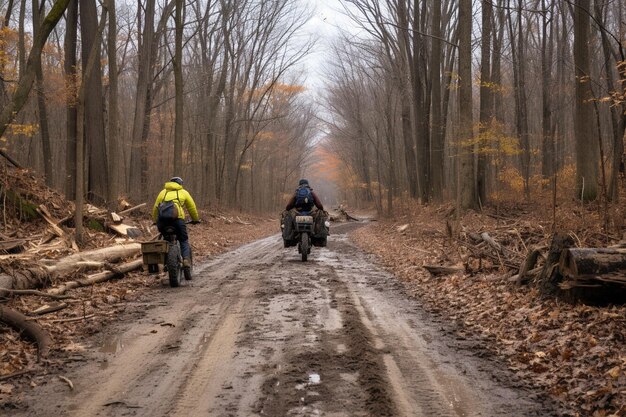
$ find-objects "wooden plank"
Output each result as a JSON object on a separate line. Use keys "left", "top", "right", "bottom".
{"left": 107, "top": 223, "right": 142, "bottom": 239}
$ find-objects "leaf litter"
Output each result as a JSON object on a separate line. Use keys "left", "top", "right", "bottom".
{"left": 352, "top": 202, "right": 625, "bottom": 417}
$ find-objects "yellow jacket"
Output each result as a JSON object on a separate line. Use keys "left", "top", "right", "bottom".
{"left": 152, "top": 182, "right": 200, "bottom": 222}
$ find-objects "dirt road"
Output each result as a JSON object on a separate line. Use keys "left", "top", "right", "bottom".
{"left": 14, "top": 223, "right": 552, "bottom": 417}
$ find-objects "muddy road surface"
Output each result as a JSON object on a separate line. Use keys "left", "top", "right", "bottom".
{"left": 14, "top": 223, "right": 552, "bottom": 417}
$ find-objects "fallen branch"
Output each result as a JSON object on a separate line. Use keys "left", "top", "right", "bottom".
{"left": 31, "top": 302, "right": 68, "bottom": 316}
{"left": 48, "top": 258, "right": 143, "bottom": 295}
{"left": 0, "top": 368, "right": 36, "bottom": 381}
{"left": 0, "top": 289, "right": 73, "bottom": 300}
{"left": 36, "top": 205, "right": 66, "bottom": 238}
{"left": 58, "top": 375, "right": 74, "bottom": 390}
{"left": 423, "top": 265, "right": 463, "bottom": 276}
{"left": 0, "top": 305, "right": 51, "bottom": 360}
{"left": 119, "top": 203, "right": 146, "bottom": 216}
{"left": 480, "top": 232, "right": 502, "bottom": 253}
{"left": 49, "top": 314, "right": 96, "bottom": 323}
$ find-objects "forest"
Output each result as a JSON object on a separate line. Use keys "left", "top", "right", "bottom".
{"left": 0, "top": 0, "right": 624, "bottom": 219}
{"left": 324, "top": 0, "right": 625, "bottom": 217}
{"left": 1, "top": 0, "right": 317, "bottom": 214}
{"left": 0, "top": 1, "right": 626, "bottom": 416}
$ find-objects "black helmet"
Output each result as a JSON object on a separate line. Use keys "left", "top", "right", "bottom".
{"left": 298, "top": 178, "right": 309, "bottom": 186}
{"left": 170, "top": 176, "right": 183, "bottom": 185}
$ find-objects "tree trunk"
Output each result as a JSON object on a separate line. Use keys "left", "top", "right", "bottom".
{"left": 80, "top": 0, "right": 108, "bottom": 206}
{"left": 458, "top": 0, "right": 476, "bottom": 210}
{"left": 0, "top": 0, "right": 71, "bottom": 140}
{"left": 64, "top": 0, "right": 78, "bottom": 200}
{"left": 541, "top": 0, "right": 555, "bottom": 181}
{"left": 478, "top": 0, "right": 492, "bottom": 205}
{"left": 573, "top": 0, "right": 599, "bottom": 201}
{"left": 430, "top": 0, "right": 443, "bottom": 201}
{"left": 106, "top": 0, "right": 120, "bottom": 210}
{"left": 75, "top": 3, "right": 107, "bottom": 245}
{"left": 32, "top": 0, "right": 53, "bottom": 187}
{"left": 129, "top": 0, "right": 155, "bottom": 199}
{"left": 173, "top": 0, "right": 184, "bottom": 176}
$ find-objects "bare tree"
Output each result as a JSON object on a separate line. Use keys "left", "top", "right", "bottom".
{"left": 458, "top": 0, "right": 475, "bottom": 209}
{"left": 573, "top": 0, "right": 599, "bottom": 201}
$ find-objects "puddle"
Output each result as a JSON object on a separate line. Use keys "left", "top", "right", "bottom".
{"left": 100, "top": 335, "right": 124, "bottom": 354}
{"left": 295, "top": 373, "right": 322, "bottom": 390}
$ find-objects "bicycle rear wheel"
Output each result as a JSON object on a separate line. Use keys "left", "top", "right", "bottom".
{"left": 167, "top": 244, "right": 182, "bottom": 287}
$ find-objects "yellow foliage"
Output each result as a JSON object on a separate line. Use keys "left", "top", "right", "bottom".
{"left": 0, "top": 27, "right": 19, "bottom": 84}
{"left": 7, "top": 123, "right": 39, "bottom": 137}
{"left": 491, "top": 163, "right": 578, "bottom": 203}
{"left": 497, "top": 167, "right": 525, "bottom": 194}
{"left": 454, "top": 120, "right": 521, "bottom": 157}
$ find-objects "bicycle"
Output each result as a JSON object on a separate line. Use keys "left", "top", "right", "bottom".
{"left": 142, "top": 220, "right": 196, "bottom": 287}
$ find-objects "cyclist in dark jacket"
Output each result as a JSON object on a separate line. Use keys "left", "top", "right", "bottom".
{"left": 282, "top": 179, "right": 326, "bottom": 246}
{"left": 285, "top": 179, "right": 324, "bottom": 211}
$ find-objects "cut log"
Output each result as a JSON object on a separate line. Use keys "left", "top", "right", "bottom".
{"left": 0, "top": 243, "right": 141, "bottom": 293}
{"left": 423, "top": 265, "right": 463, "bottom": 276}
{"left": 44, "top": 243, "right": 141, "bottom": 276}
{"left": 110, "top": 212, "right": 122, "bottom": 223}
{"left": 48, "top": 259, "right": 143, "bottom": 295}
{"left": 559, "top": 248, "right": 626, "bottom": 280}
{"left": 0, "top": 305, "right": 51, "bottom": 360}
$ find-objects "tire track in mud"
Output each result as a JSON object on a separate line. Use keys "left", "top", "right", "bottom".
{"left": 13, "top": 229, "right": 551, "bottom": 417}
{"left": 254, "top": 268, "right": 398, "bottom": 416}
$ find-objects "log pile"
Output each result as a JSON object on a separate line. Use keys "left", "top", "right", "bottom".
{"left": 517, "top": 235, "right": 626, "bottom": 304}
{"left": 0, "top": 168, "right": 153, "bottom": 361}
{"left": 455, "top": 220, "right": 625, "bottom": 304}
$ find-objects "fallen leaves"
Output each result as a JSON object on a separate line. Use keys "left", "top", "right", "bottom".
{"left": 352, "top": 203, "right": 626, "bottom": 416}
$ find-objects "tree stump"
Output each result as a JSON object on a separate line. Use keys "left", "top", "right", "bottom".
{"left": 536, "top": 234, "right": 575, "bottom": 297}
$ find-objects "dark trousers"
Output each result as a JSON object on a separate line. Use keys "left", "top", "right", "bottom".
{"left": 157, "top": 218, "right": 191, "bottom": 258}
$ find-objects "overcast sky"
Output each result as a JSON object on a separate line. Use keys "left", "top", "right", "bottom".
{"left": 298, "top": 0, "right": 359, "bottom": 92}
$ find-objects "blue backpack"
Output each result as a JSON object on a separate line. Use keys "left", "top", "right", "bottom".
{"left": 295, "top": 186, "right": 314, "bottom": 211}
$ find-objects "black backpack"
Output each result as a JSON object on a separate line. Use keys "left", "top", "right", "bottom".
{"left": 157, "top": 190, "right": 181, "bottom": 221}
{"left": 294, "top": 186, "right": 314, "bottom": 211}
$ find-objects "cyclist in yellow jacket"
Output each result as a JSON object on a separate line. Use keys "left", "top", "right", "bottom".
{"left": 152, "top": 177, "right": 200, "bottom": 268}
